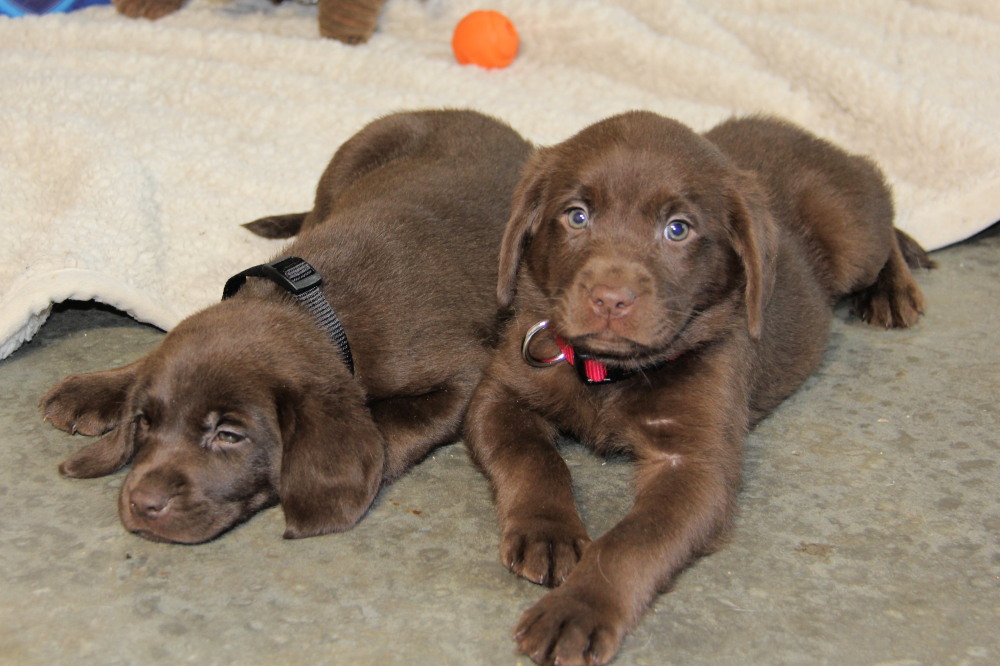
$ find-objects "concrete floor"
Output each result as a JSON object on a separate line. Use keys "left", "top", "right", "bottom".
{"left": 1, "top": 227, "right": 997, "bottom": 666}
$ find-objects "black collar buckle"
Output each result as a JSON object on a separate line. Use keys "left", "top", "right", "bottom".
{"left": 222, "top": 256, "right": 321, "bottom": 299}
{"left": 222, "top": 257, "right": 354, "bottom": 374}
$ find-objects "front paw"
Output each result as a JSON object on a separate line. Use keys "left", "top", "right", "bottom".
{"left": 40, "top": 367, "right": 136, "bottom": 436}
{"left": 516, "top": 587, "right": 625, "bottom": 666}
{"left": 501, "top": 519, "right": 590, "bottom": 587}
{"left": 41, "top": 378, "right": 117, "bottom": 436}
{"left": 852, "top": 279, "right": 925, "bottom": 328}
{"left": 851, "top": 249, "right": 927, "bottom": 329}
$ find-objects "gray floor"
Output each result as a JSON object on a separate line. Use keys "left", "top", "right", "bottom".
{"left": 1, "top": 227, "right": 997, "bottom": 666}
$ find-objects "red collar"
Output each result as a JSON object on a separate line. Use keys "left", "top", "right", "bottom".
{"left": 521, "top": 320, "right": 679, "bottom": 385}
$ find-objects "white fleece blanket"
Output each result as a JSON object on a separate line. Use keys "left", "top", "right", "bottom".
{"left": 1, "top": 0, "right": 998, "bottom": 360}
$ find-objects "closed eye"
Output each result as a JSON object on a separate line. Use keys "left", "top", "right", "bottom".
{"left": 210, "top": 429, "right": 246, "bottom": 450}
{"left": 202, "top": 411, "right": 249, "bottom": 450}
{"left": 133, "top": 412, "right": 152, "bottom": 438}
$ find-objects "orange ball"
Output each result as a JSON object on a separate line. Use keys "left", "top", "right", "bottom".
{"left": 451, "top": 10, "right": 519, "bottom": 70}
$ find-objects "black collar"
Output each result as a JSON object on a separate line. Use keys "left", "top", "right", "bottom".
{"left": 222, "top": 257, "right": 354, "bottom": 374}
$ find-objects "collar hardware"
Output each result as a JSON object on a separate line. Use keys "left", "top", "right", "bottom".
{"left": 521, "top": 319, "right": 676, "bottom": 385}
{"left": 521, "top": 319, "right": 565, "bottom": 367}
{"left": 222, "top": 257, "right": 354, "bottom": 374}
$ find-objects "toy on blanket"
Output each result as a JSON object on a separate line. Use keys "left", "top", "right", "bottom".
{"left": 315, "top": 0, "right": 388, "bottom": 43}
{"left": 103, "top": 0, "right": 389, "bottom": 44}
{"left": 451, "top": 10, "right": 519, "bottom": 69}
{"left": 0, "top": 0, "right": 108, "bottom": 16}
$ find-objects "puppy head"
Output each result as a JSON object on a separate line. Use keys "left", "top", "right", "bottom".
{"left": 499, "top": 111, "right": 777, "bottom": 364}
{"left": 43, "top": 300, "right": 384, "bottom": 543}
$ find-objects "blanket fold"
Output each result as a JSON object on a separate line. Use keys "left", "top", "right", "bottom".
{"left": 2, "top": 0, "right": 998, "bottom": 359}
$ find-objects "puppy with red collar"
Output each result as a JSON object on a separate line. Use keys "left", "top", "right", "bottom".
{"left": 464, "top": 111, "right": 931, "bottom": 665}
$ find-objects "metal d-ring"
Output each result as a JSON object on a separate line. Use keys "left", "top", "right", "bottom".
{"left": 521, "top": 320, "right": 566, "bottom": 368}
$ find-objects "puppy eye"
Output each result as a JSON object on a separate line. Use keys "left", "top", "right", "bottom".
{"left": 214, "top": 430, "right": 245, "bottom": 446}
{"left": 564, "top": 206, "right": 591, "bottom": 230}
{"left": 135, "top": 413, "right": 151, "bottom": 429}
{"left": 664, "top": 218, "right": 691, "bottom": 242}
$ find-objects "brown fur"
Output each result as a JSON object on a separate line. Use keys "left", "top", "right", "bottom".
{"left": 463, "top": 111, "right": 931, "bottom": 665}
{"left": 40, "top": 110, "right": 531, "bottom": 544}
{"left": 111, "top": 0, "right": 390, "bottom": 44}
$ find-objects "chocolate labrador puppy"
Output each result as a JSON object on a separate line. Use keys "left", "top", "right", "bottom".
{"left": 464, "top": 111, "right": 931, "bottom": 665}
{"left": 41, "top": 109, "right": 532, "bottom": 544}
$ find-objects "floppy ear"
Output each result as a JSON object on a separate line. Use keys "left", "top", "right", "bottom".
{"left": 726, "top": 171, "right": 779, "bottom": 340}
{"left": 278, "top": 379, "right": 386, "bottom": 539}
{"left": 40, "top": 364, "right": 140, "bottom": 478}
{"left": 498, "top": 147, "right": 555, "bottom": 308}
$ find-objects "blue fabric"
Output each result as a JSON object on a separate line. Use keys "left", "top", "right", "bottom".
{"left": 0, "top": 0, "right": 110, "bottom": 17}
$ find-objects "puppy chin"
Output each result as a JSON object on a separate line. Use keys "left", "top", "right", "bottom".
{"left": 567, "top": 324, "right": 692, "bottom": 366}
{"left": 571, "top": 331, "right": 641, "bottom": 357}
{"left": 126, "top": 527, "right": 190, "bottom": 544}
{"left": 560, "top": 318, "right": 658, "bottom": 355}
{"left": 120, "top": 514, "right": 226, "bottom": 545}
{"left": 559, "top": 310, "right": 657, "bottom": 349}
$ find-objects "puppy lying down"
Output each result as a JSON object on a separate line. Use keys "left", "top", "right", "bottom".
{"left": 463, "top": 112, "right": 932, "bottom": 665}
{"left": 41, "top": 109, "right": 532, "bottom": 544}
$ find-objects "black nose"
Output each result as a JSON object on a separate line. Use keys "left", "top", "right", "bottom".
{"left": 129, "top": 488, "right": 172, "bottom": 520}
{"left": 590, "top": 284, "right": 637, "bottom": 319}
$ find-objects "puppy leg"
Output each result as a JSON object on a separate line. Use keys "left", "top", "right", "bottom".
{"left": 852, "top": 233, "right": 929, "bottom": 328}
{"left": 515, "top": 431, "right": 739, "bottom": 666}
{"left": 370, "top": 370, "right": 482, "bottom": 479}
{"left": 466, "top": 379, "right": 591, "bottom": 588}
